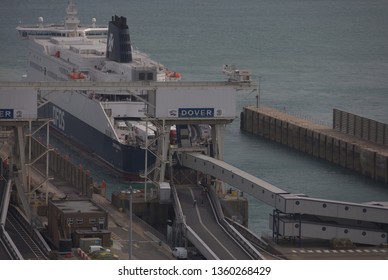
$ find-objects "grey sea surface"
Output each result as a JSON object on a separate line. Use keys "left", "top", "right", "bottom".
{"left": 1, "top": 0, "right": 387, "bottom": 234}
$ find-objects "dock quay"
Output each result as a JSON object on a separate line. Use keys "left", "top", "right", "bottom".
{"left": 241, "top": 106, "right": 388, "bottom": 184}
{"left": 3, "top": 82, "right": 388, "bottom": 260}
{"left": 1, "top": 132, "right": 254, "bottom": 260}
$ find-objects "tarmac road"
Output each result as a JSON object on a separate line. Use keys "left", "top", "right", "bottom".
{"left": 92, "top": 193, "right": 175, "bottom": 260}
{"left": 28, "top": 166, "right": 174, "bottom": 260}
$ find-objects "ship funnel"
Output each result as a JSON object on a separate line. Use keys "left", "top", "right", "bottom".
{"left": 106, "top": 15, "right": 132, "bottom": 63}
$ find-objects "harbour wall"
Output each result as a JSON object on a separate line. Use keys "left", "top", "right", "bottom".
{"left": 332, "top": 108, "right": 388, "bottom": 146}
{"left": 241, "top": 106, "right": 388, "bottom": 184}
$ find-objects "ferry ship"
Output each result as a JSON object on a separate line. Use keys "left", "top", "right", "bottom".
{"left": 16, "top": 1, "right": 185, "bottom": 179}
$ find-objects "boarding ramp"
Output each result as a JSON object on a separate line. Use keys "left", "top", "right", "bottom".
{"left": 0, "top": 179, "right": 23, "bottom": 260}
{"left": 181, "top": 152, "right": 388, "bottom": 245}
{"left": 205, "top": 182, "right": 266, "bottom": 259}
{"left": 171, "top": 186, "right": 219, "bottom": 259}
{"left": 172, "top": 184, "right": 261, "bottom": 259}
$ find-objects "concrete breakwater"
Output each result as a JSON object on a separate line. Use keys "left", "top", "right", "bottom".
{"left": 241, "top": 106, "right": 388, "bottom": 184}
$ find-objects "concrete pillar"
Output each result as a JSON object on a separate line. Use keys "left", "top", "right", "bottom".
{"left": 212, "top": 124, "right": 225, "bottom": 161}
{"left": 15, "top": 125, "right": 32, "bottom": 222}
{"left": 269, "top": 117, "right": 276, "bottom": 141}
{"left": 346, "top": 143, "right": 354, "bottom": 169}
{"left": 287, "top": 124, "right": 294, "bottom": 148}
{"left": 340, "top": 141, "right": 347, "bottom": 168}
{"left": 158, "top": 125, "right": 171, "bottom": 183}
{"left": 325, "top": 136, "right": 333, "bottom": 162}
{"left": 332, "top": 139, "right": 340, "bottom": 165}
{"left": 258, "top": 113, "right": 264, "bottom": 137}
{"left": 306, "top": 129, "right": 313, "bottom": 155}
{"left": 275, "top": 119, "right": 282, "bottom": 143}
{"left": 319, "top": 133, "right": 326, "bottom": 159}
{"left": 281, "top": 121, "right": 288, "bottom": 145}
{"left": 293, "top": 125, "right": 300, "bottom": 150}
{"left": 245, "top": 108, "right": 253, "bottom": 133}
{"left": 252, "top": 111, "right": 259, "bottom": 135}
{"left": 375, "top": 154, "right": 387, "bottom": 183}
{"left": 353, "top": 145, "right": 362, "bottom": 173}
{"left": 263, "top": 115, "right": 270, "bottom": 139}
{"left": 312, "top": 132, "right": 320, "bottom": 157}
{"left": 360, "top": 148, "right": 376, "bottom": 179}
{"left": 299, "top": 127, "right": 306, "bottom": 153}
{"left": 376, "top": 122, "right": 385, "bottom": 145}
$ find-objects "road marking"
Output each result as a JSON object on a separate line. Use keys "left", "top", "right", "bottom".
{"left": 189, "top": 187, "right": 236, "bottom": 260}
{"left": 289, "top": 248, "right": 388, "bottom": 256}
{"left": 111, "top": 232, "right": 121, "bottom": 240}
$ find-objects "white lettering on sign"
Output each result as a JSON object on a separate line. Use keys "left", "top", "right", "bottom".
{"left": 53, "top": 106, "right": 65, "bottom": 131}
{"left": 178, "top": 108, "right": 214, "bottom": 118}
{"left": 0, "top": 109, "right": 13, "bottom": 119}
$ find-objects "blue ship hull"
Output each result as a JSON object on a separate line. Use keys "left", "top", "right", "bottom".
{"left": 38, "top": 102, "right": 155, "bottom": 180}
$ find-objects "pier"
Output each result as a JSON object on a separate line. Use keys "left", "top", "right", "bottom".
{"left": 2, "top": 82, "right": 388, "bottom": 261}
{"left": 0, "top": 81, "right": 262, "bottom": 260}
{"left": 241, "top": 106, "right": 388, "bottom": 184}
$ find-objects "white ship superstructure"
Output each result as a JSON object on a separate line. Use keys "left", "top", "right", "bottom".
{"left": 17, "top": 1, "right": 182, "bottom": 178}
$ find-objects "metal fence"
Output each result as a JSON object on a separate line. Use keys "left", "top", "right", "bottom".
{"left": 333, "top": 108, "right": 388, "bottom": 146}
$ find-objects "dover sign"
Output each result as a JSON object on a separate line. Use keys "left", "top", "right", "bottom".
{"left": 178, "top": 108, "right": 214, "bottom": 118}
{"left": 0, "top": 109, "right": 14, "bottom": 119}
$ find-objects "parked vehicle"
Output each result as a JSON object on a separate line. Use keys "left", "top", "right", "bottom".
{"left": 88, "top": 245, "right": 110, "bottom": 254}
{"left": 172, "top": 247, "right": 187, "bottom": 259}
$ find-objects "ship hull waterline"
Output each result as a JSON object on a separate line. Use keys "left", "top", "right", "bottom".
{"left": 38, "top": 102, "right": 156, "bottom": 181}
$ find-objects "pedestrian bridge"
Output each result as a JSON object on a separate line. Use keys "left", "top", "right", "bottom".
{"left": 180, "top": 152, "right": 388, "bottom": 246}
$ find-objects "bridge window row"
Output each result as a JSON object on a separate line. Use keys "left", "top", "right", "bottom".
{"left": 295, "top": 201, "right": 369, "bottom": 214}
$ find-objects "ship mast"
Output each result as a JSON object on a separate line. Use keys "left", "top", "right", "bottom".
{"left": 64, "top": 0, "right": 80, "bottom": 35}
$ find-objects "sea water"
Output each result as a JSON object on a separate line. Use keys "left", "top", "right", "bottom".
{"left": 1, "top": 0, "right": 388, "bottom": 235}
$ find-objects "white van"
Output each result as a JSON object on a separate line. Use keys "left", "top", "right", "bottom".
{"left": 88, "top": 245, "right": 110, "bottom": 254}
{"left": 172, "top": 247, "right": 187, "bottom": 259}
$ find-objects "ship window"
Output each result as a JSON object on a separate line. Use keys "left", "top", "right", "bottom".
{"left": 139, "top": 72, "right": 145, "bottom": 80}
{"left": 147, "top": 73, "right": 153, "bottom": 80}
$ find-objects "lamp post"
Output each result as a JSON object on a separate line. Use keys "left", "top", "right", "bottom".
{"left": 128, "top": 186, "right": 133, "bottom": 260}
{"left": 256, "top": 76, "right": 261, "bottom": 108}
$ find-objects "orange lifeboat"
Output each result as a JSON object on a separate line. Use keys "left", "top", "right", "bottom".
{"left": 68, "top": 71, "right": 86, "bottom": 80}
{"left": 166, "top": 70, "right": 182, "bottom": 79}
